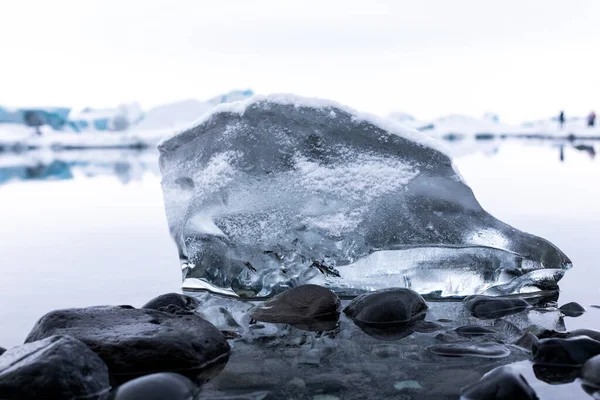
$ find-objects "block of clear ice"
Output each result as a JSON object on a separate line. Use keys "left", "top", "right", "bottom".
{"left": 158, "top": 95, "right": 571, "bottom": 298}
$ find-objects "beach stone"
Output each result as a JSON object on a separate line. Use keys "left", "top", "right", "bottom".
{"left": 0, "top": 335, "right": 109, "bottom": 400}
{"left": 463, "top": 295, "right": 529, "bottom": 319}
{"left": 428, "top": 342, "right": 510, "bottom": 359}
{"left": 582, "top": 355, "right": 600, "bottom": 388}
{"left": 142, "top": 293, "right": 200, "bottom": 314}
{"left": 514, "top": 333, "right": 539, "bottom": 352}
{"left": 250, "top": 285, "right": 340, "bottom": 331}
{"left": 455, "top": 325, "right": 497, "bottom": 337}
{"left": 24, "top": 306, "right": 230, "bottom": 382}
{"left": 559, "top": 302, "right": 586, "bottom": 317}
{"left": 532, "top": 336, "right": 600, "bottom": 366}
{"left": 111, "top": 372, "right": 197, "bottom": 400}
{"left": 344, "top": 288, "right": 427, "bottom": 325}
{"left": 461, "top": 366, "right": 538, "bottom": 400}
{"left": 0, "top": 347, "right": 4, "bottom": 356}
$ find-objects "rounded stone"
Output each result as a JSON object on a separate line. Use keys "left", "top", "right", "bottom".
{"left": 461, "top": 366, "right": 538, "bottom": 400}
{"left": 344, "top": 288, "right": 427, "bottom": 325}
{"left": 24, "top": 306, "right": 230, "bottom": 383}
{"left": 142, "top": 293, "right": 200, "bottom": 314}
{"left": 428, "top": 342, "right": 510, "bottom": 359}
{"left": 0, "top": 335, "right": 110, "bottom": 400}
{"left": 532, "top": 336, "right": 600, "bottom": 367}
{"left": 455, "top": 325, "right": 497, "bottom": 337}
{"left": 559, "top": 302, "right": 586, "bottom": 317}
{"left": 463, "top": 295, "right": 530, "bottom": 319}
{"left": 582, "top": 354, "right": 600, "bottom": 388}
{"left": 0, "top": 347, "right": 5, "bottom": 356}
{"left": 250, "top": 285, "right": 340, "bottom": 331}
{"left": 112, "top": 373, "right": 198, "bottom": 400}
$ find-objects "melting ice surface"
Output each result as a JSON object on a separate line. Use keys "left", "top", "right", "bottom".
{"left": 158, "top": 94, "right": 572, "bottom": 298}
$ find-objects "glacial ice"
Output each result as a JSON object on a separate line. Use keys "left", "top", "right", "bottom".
{"left": 158, "top": 94, "right": 572, "bottom": 298}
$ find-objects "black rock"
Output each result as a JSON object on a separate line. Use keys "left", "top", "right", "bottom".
{"left": 250, "top": 285, "right": 340, "bottom": 331}
{"left": 513, "top": 333, "right": 539, "bottom": 352}
{"left": 428, "top": 342, "right": 510, "bottom": 359}
{"left": 461, "top": 366, "right": 538, "bottom": 400}
{"left": 142, "top": 293, "right": 200, "bottom": 314}
{"left": 25, "top": 306, "right": 230, "bottom": 383}
{"left": 567, "top": 329, "right": 600, "bottom": 342}
{"left": 111, "top": 373, "right": 198, "bottom": 400}
{"left": 344, "top": 288, "right": 434, "bottom": 340}
{"left": 582, "top": 354, "right": 600, "bottom": 388}
{"left": 532, "top": 364, "right": 580, "bottom": 385}
{"left": 532, "top": 335, "right": 600, "bottom": 367}
{"left": 463, "top": 295, "right": 530, "bottom": 319}
{"left": 455, "top": 325, "right": 497, "bottom": 337}
{"left": 0, "top": 335, "right": 110, "bottom": 400}
{"left": 559, "top": 302, "right": 586, "bottom": 317}
{"left": 0, "top": 347, "right": 4, "bottom": 356}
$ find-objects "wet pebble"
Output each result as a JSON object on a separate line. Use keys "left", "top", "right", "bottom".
{"left": 0, "top": 347, "right": 4, "bottom": 356}
{"left": 582, "top": 355, "right": 600, "bottom": 388}
{"left": 532, "top": 364, "right": 580, "bottom": 385}
{"left": 455, "top": 325, "right": 497, "bottom": 337}
{"left": 24, "top": 306, "right": 230, "bottom": 383}
{"left": 142, "top": 293, "right": 200, "bottom": 314}
{"left": 428, "top": 342, "right": 511, "bottom": 359}
{"left": 344, "top": 288, "right": 427, "bottom": 325}
{"left": 463, "top": 295, "right": 529, "bottom": 319}
{"left": 460, "top": 366, "right": 538, "bottom": 400}
{"left": 559, "top": 302, "right": 586, "bottom": 317}
{"left": 532, "top": 335, "right": 600, "bottom": 366}
{"left": 0, "top": 335, "right": 110, "bottom": 400}
{"left": 112, "top": 372, "right": 197, "bottom": 400}
{"left": 250, "top": 285, "right": 340, "bottom": 331}
{"left": 513, "top": 333, "right": 539, "bottom": 352}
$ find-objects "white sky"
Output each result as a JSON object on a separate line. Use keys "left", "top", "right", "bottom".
{"left": 1, "top": 0, "right": 599, "bottom": 123}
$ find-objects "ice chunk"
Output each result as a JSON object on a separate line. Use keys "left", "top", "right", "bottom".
{"left": 158, "top": 94, "right": 572, "bottom": 298}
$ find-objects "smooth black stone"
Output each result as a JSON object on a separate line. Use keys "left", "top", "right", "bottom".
{"left": 463, "top": 295, "right": 530, "bottom": 319}
{"left": 0, "top": 347, "right": 4, "bottom": 356}
{"left": 142, "top": 293, "right": 200, "bottom": 314}
{"left": 461, "top": 366, "right": 538, "bottom": 400}
{"left": 532, "top": 364, "right": 580, "bottom": 384}
{"left": 427, "top": 342, "right": 511, "bottom": 359}
{"left": 581, "top": 383, "right": 600, "bottom": 398}
{"left": 344, "top": 288, "right": 427, "bottom": 325}
{"left": 532, "top": 336, "right": 600, "bottom": 367}
{"left": 250, "top": 285, "right": 340, "bottom": 331}
{"left": 513, "top": 333, "right": 539, "bottom": 352}
{"left": 111, "top": 373, "right": 197, "bottom": 400}
{"left": 455, "top": 325, "right": 497, "bottom": 337}
{"left": 582, "top": 355, "right": 600, "bottom": 388}
{"left": 25, "top": 306, "right": 230, "bottom": 383}
{"left": 0, "top": 335, "right": 110, "bottom": 400}
{"left": 559, "top": 302, "right": 586, "bottom": 317}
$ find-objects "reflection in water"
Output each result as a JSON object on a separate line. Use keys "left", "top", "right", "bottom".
{"left": 0, "top": 150, "right": 160, "bottom": 185}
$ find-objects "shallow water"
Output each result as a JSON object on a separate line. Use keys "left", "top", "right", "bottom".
{"left": 1, "top": 140, "right": 599, "bottom": 399}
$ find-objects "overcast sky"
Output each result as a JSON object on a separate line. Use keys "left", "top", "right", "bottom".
{"left": 1, "top": 0, "right": 599, "bottom": 123}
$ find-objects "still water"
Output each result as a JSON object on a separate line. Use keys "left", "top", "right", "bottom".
{"left": 0, "top": 140, "right": 599, "bottom": 398}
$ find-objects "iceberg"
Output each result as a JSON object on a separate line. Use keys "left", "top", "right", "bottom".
{"left": 158, "top": 94, "right": 571, "bottom": 298}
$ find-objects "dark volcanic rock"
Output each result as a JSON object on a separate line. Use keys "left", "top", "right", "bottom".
{"left": 559, "top": 302, "right": 586, "bottom": 317}
{"left": 532, "top": 364, "right": 580, "bottom": 385}
{"left": 514, "top": 333, "right": 539, "bottom": 352}
{"left": 532, "top": 336, "right": 600, "bottom": 367}
{"left": 463, "top": 295, "right": 530, "bottom": 319}
{"left": 24, "top": 306, "right": 230, "bottom": 383}
{"left": 455, "top": 325, "right": 497, "bottom": 337}
{"left": 111, "top": 373, "right": 198, "bottom": 400}
{"left": 582, "top": 354, "right": 600, "bottom": 388}
{"left": 344, "top": 288, "right": 433, "bottom": 340}
{"left": 461, "top": 366, "right": 538, "bottom": 400}
{"left": 0, "top": 335, "right": 110, "bottom": 400}
{"left": 142, "top": 293, "right": 200, "bottom": 314}
{"left": 0, "top": 347, "right": 4, "bottom": 356}
{"left": 427, "top": 342, "right": 511, "bottom": 359}
{"left": 250, "top": 285, "right": 340, "bottom": 331}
